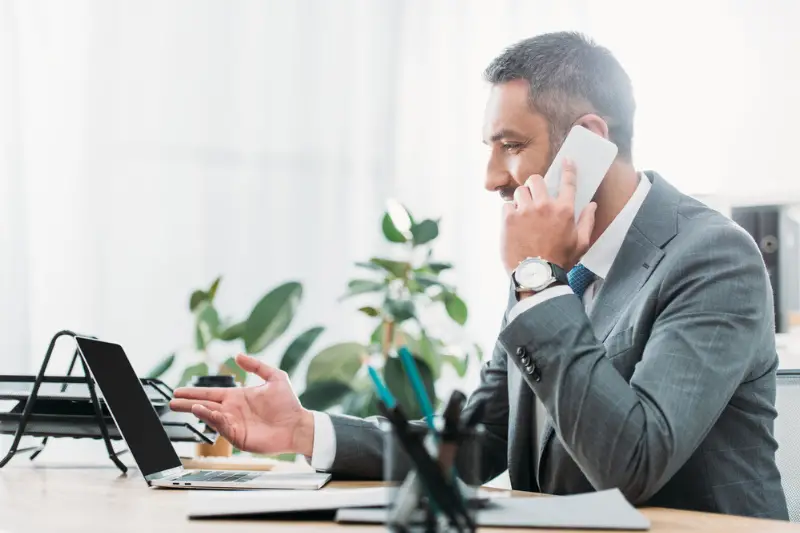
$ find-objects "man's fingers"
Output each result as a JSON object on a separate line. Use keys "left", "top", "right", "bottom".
{"left": 576, "top": 202, "right": 597, "bottom": 252}
{"left": 236, "top": 353, "right": 282, "bottom": 381}
{"left": 172, "top": 386, "right": 226, "bottom": 402}
{"left": 525, "top": 174, "right": 548, "bottom": 205}
{"left": 191, "top": 404, "right": 224, "bottom": 431}
{"left": 512, "top": 184, "right": 532, "bottom": 209}
{"left": 169, "top": 398, "right": 222, "bottom": 413}
{"left": 558, "top": 159, "right": 577, "bottom": 205}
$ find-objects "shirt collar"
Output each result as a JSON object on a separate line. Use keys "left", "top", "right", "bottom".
{"left": 580, "top": 173, "right": 651, "bottom": 279}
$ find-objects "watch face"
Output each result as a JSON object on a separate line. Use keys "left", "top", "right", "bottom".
{"left": 516, "top": 259, "right": 553, "bottom": 290}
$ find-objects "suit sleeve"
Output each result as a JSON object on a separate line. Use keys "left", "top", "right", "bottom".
{"left": 327, "top": 320, "right": 511, "bottom": 483}
{"left": 498, "top": 223, "right": 772, "bottom": 504}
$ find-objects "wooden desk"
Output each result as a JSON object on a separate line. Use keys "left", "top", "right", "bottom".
{"left": 1, "top": 461, "right": 798, "bottom": 532}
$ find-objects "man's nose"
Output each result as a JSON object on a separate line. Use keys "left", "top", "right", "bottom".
{"left": 485, "top": 154, "right": 513, "bottom": 193}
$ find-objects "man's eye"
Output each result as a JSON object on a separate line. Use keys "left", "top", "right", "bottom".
{"left": 502, "top": 143, "right": 523, "bottom": 153}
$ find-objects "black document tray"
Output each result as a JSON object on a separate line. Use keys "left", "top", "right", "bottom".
{"left": 0, "top": 375, "right": 213, "bottom": 443}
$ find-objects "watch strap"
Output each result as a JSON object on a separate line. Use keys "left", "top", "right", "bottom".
{"left": 551, "top": 263, "right": 568, "bottom": 286}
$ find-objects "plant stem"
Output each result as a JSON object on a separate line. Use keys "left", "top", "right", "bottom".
{"left": 202, "top": 343, "right": 214, "bottom": 371}
{"left": 381, "top": 319, "right": 394, "bottom": 359}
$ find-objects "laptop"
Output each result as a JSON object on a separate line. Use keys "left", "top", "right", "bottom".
{"left": 74, "top": 336, "right": 331, "bottom": 490}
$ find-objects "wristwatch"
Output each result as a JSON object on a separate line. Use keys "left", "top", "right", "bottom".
{"left": 512, "top": 257, "right": 568, "bottom": 296}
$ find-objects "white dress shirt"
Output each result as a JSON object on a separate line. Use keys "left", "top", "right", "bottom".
{"left": 308, "top": 173, "right": 651, "bottom": 473}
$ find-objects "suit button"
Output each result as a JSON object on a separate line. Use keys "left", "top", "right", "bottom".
{"left": 516, "top": 347, "right": 526, "bottom": 357}
{"left": 525, "top": 362, "right": 541, "bottom": 382}
{"left": 520, "top": 354, "right": 530, "bottom": 366}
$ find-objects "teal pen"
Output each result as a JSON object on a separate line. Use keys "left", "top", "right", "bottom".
{"left": 366, "top": 365, "right": 396, "bottom": 409}
{"left": 398, "top": 346, "right": 436, "bottom": 430}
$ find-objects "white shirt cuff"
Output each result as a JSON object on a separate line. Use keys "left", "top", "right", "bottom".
{"left": 309, "top": 410, "right": 336, "bottom": 471}
{"left": 507, "top": 285, "right": 573, "bottom": 323}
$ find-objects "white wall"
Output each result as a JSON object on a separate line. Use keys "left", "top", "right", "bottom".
{"left": 0, "top": 1, "right": 30, "bottom": 375}
{"left": 3, "top": 0, "right": 800, "bottom": 386}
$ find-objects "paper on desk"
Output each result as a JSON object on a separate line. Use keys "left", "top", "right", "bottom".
{"left": 187, "top": 486, "right": 508, "bottom": 520}
{"left": 336, "top": 488, "right": 651, "bottom": 530}
{"left": 187, "top": 487, "right": 393, "bottom": 519}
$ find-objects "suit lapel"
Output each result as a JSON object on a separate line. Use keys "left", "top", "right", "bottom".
{"left": 589, "top": 230, "right": 664, "bottom": 341}
{"left": 589, "top": 172, "right": 680, "bottom": 342}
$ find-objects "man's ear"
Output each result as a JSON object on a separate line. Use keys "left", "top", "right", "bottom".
{"left": 575, "top": 113, "right": 609, "bottom": 140}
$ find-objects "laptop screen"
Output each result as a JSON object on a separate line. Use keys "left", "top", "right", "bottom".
{"left": 75, "top": 337, "right": 182, "bottom": 478}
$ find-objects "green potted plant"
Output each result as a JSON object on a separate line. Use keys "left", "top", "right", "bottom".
{"left": 147, "top": 276, "right": 325, "bottom": 456}
{"left": 295, "top": 201, "right": 482, "bottom": 419}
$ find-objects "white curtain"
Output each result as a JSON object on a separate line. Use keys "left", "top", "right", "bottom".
{"left": 2, "top": 0, "right": 799, "bottom": 384}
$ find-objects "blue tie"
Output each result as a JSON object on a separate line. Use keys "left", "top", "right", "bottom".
{"left": 568, "top": 263, "right": 597, "bottom": 300}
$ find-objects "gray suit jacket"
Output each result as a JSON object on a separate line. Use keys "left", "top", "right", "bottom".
{"left": 328, "top": 172, "right": 789, "bottom": 520}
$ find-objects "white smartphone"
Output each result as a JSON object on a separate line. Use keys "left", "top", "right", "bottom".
{"left": 543, "top": 125, "right": 618, "bottom": 220}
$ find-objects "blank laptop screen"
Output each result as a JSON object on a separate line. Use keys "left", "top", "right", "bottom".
{"left": 75, "top": 337, "right": 182, "bottom": 478}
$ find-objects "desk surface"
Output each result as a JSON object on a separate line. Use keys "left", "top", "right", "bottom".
{"left": 1, "top": 461, "right": 799, "bottom": 533}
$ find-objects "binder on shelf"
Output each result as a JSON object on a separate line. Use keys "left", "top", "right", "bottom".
{"left": 0, "top": 330, "right": 213, "bottom": 472}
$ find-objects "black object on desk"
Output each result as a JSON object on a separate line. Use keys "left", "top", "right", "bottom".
{"left": 0, "top": 330, "right": 213, "bottom": 473}
{"left": 379, "top": 393, "right": 487, "bottom": 533}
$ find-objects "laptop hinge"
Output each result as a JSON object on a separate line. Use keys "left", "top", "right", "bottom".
{"left": 145, "top": 466, "right": 185, "bottom": 482}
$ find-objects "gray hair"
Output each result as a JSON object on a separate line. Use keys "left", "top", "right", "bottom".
{"left": 484, "top": 32, "right": 635, "bottom": 159}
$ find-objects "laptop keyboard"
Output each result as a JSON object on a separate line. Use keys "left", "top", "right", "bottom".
{"left": 174, "top": 470, "right": 259, "bottom": 483}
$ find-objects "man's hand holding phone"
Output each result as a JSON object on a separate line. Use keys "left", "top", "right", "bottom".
{"left": 502, "top": 159, "right": 597, "bottom": 275}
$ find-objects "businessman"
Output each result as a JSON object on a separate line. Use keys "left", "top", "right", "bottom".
{"left": 171, "top": 32, "right": 788, "bottom": 519}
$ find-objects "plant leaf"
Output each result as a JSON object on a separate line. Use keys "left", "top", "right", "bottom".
{"left": 382, "top": 213, "right": 407, "bottom": 243}
{"left": 355, "top": 261, "right": 384, "bottom": 271}
{"left": 384, "top": 355, "right": 436, "bottom": 419}
{"left": 177, "top": 362, "right": 209, "bottom": 388}
{"left": 358, "top": 306, "right": 381, "bottom": 318}
{"left": 370, "top": 322, "right": 384, "bottom": 346}
{"left": 341, "top": 279, "right": 385, "bottom": 300}
{"left": 413, "top": 273, "right": 447, "bottom": 290}
{"left": 386, "top": 200, "right": 413, "bottom": 233}
{"left": 197, "top": 302, "right": 221, "bottom": 334}
{"left": 407, "top": 278, "right": 423, "bottom": 293}
{"left": 195, "top": 302, "right": 221, "bottom": 349}
{"left": 418, "top": 332, "right": 441, "bottom": 380}
{"left": 298, "top": 380, "right": 353, "bottom": 411}
{"left": 218, "top": 321, "right": 247, "bottom": 341}
{"left": 368, "top": 258, "right": 409, "bottom": 278}
{"left": 195, "top": 324, "right": 206, "bottom": 351}
{"left": 442, "top": 354, "right": 469, "bottom": 378}
{"left": 207, "top": 276, "right": 222, "bottom": 301}
{"left": 306, "top": 342, "right": 367, "bottom": 384}
{"left": 444, "top": 292, "right": 468, "bottom": 325}
{"left": 279, "top": 326, "right": 325, "bottom": 377}
{"left": 386, "top": 299, "right": 415, "bottom": 323}
{"left": 410, "top": 219, "right": 439, "bottom": 246}
{"left": 219, "top": 357, "right": 247, "bottom": 384}
{"left": 340, "top": 390, "right": 379, "bottom": 417}
{"left": 189, "top": 290, "right": 208, "bottom": 312}
{"left": 243, "top": 281, "right": 303, "bottom": 354}
{"left": 146, "top": 353, "right": 175, "bottom": 379}
{"left": 427, "top": 262, "right": 453, "bottom": 273}
{"left": 473, "top": 343, "right": 484, "bottom": 361}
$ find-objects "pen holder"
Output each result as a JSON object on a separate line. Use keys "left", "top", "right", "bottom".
{"left": 381, "top": 419, "right": 486, "bottom": 532}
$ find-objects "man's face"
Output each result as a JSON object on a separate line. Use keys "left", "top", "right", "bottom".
{"left": 482, "top": 80, "right": 553, "bottom": 201}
